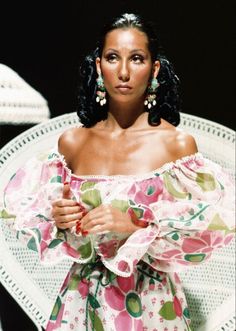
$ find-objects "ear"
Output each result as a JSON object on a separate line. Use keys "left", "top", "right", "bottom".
{"left": 96, "top": 57, "right": 101, "bottom": 76}
{"left": 153, "top": 60, "right": 160, "bottom": 78}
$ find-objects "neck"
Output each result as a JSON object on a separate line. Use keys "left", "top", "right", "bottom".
{"left": 106, "top": 99, "right": 147, "bottom": 131}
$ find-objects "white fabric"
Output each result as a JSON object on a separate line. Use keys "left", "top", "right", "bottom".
{"left": 0, "top": 63, "right": 50, "bottom": 124}
{"left": 0, "top": 112, "right": 235, "bottom": 330}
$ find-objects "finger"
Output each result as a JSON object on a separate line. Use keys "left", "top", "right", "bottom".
{"left": 52, "top": 199, "right": 78, "bottom": 208}
{"left": 63, "top": 183, "right": 71, "bottom": 199}
{"left": 56, "top": 212, "right": 85, "bottom": 223}
{"left": 88, "top": 223, "right": 111, "bottom": 234}
{"left": 81, "top": 206, "right": 110, "bottom": 227}
{"left": 56, "top": 220, "right": 77, "bottom": 229}
{"left": 82, "top": 217, "right": 107, "bottom": 231}
{"left": 56, "top": 205, "right": 82, "bottom": 216}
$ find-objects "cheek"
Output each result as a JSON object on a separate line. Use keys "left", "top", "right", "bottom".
{"left": 103, "top": 69, "right": 116, "bottom": 83}
{"left": 102, "top": 67, "right": 117, "bottom": 93}
{"left": 133, "top": 67, "right": 151, "bottom": 90}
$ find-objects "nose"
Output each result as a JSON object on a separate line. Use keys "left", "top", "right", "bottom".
{"left": 118, "top": 59, "right": 130, "bottom": 82}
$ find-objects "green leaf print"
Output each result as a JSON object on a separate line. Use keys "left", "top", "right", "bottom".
{"left": 50, "top": 297, "right": 62, "bottom": 321}
{"left": 33, "top": 228, "right": 41, "bottom": 242}
{"left": 88, "top": 309, "right": 104, "bottom": 331}
{"left": 147, "top": 185, "right": 155, "bottom": 195}
{"left": 50, "top": 175, "right": 62, "bottom": 183}
{"left": 36, "top": 214, "right": 51, "bottom": 222}
{"left": 188, "top": 208, "right": 195, "bottom": 215}
{"left": 0, "top": 209, "right": 15, "bottom": 219}
{"left": 125, "top": 292, "right": 142, "bottom": 318}
{"left": 81, "top": 189, "right": 101, "bottom": 208}
{"left": 184, "top": 253, "right": 206, "bottom": 262}
{"left": 111, "top": 199, "right": 129, "bottom": 212}
{"left": 27, "top": 237, "right": 38, "bottom": 252}
{"left": 196, "top": 172, "right": 216, "bottom": 191}
{"left": 169, "top": 277, "right": 176, "bottom": 296}
{"left": 208, "top": 213, "right": 235, "bottom": 234}
{"left": 68, "top": 274, "right": 81, "bottom": 290}
{"left": 77, "top": 241, "right": 92, "bottom": 258}
{"left": 148, "top": 255, "right": 155, "bottom": 264}
{"left": 128, "top": 199, "right": 136, "bottom": 206}
{"left": 88, "top": 293, "right": 101, "bottom": 309}
{"left": 81, "top": 181, "right": 97, "bottom": 191}
{"left": 27, "top": 229, "right": 41, "bottom": 252}
{"left": 163, "top": 172, "right": 189, "bottom": 199}
{"left": 132, "top": 207, "right": 144, "bottom": 219}
{"left": 56, "top": 229, "right": 67, "bottom": 241}
{"left": 159, "top": 301, "right": 176, "bottom": 320}
{"left": 171, "top": 232, "right": 179, "bottom": 240}
{"left": 183, "top": 307, "right": 191, "bottom": 319}
{"left": 48, "top": 239, "right": 63, "bottom": 248}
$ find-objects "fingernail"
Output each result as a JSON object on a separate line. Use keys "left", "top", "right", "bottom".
{"left": 64, "top": 181, "right": 69, "bottom": 185}
{"left": 82, "top": 211, "right": 87, "bottom": 217}
{"left": 81, "top": 230, "right": 88, "bottom": 237}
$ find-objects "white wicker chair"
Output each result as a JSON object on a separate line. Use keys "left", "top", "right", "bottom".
{"left": 0, "top": 112, "right": 235, "bottom": 331}
{"left": 0, "top": 63, "right": 50, "bottom": 124}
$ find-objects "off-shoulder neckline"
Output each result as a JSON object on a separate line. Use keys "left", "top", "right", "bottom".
{"left": 50, "top": 150, "right": 204, "bottom": 181}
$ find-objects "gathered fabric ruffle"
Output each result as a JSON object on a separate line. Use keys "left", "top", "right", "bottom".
{"left": 3, "top": 149, "right": 235, "bottom": 275}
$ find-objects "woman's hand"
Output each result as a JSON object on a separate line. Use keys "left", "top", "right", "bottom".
{"left": 80, "top": 204, "right": 141, "bottom": 235}
{"left": 51, "top": 183, "right": 85, "bottom": 230}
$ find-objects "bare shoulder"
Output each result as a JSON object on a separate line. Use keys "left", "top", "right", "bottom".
{"left": 170, "top": 128, "right": 198, "bottom": 159}
{"left": 58, "top": 126, "right": 88, "bottom": 164}
{"left": 158, "top": 119, "right": 198, "bottom": 160}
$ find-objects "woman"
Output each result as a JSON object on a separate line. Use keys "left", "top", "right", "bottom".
{"left": 4, "top": 13, "right": 235, "bottom": 331}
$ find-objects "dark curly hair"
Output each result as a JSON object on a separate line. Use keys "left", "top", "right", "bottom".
{"left": 77, "top": 13, "right": 181, "bottom": 127}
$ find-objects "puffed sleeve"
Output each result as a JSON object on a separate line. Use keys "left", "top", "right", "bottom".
{"left": 2, "top": 150, "right": 94, "bottom": 264}
{"left": 100, "top": 153, "right": 235, "bottom": 277}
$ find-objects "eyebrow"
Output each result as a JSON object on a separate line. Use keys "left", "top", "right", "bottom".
{"left": 104, "top": 48, "right": 147, "bottom": 54}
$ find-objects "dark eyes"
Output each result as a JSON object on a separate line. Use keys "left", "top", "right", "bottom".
{"left": 106, "top": 54, "right": 117, "bottom": 62}
{"left": 132, "top": 55, "right": 144, "bottom": 63}
{"left": 105, "top": 54, "right": 144, "bottom": 64}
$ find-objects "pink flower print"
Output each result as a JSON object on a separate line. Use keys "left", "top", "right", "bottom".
{"left": 78, "top": 279, "right": 90, "bottom": 298}
{"left": 4, "top": 168, "right": 26, "bottom": 194}
{"left": 104, "top": 274, "right": 143, "bottom": 331}
{"left": 148, "top": 311, "right": 154, "bottom": 318}
{"left": 40, "top": 241, "right": 48, "bottom": 255}
{"left": 173, "top": 296, "right": 182, "bottom": 317}
{"left": 46, "top": 303, "right": 65, "bottom": 331}
{"left": 61, "top": 242, "right": 80, "bottom": 258}
{"left": 98, "top": 240, "right": 119, "bottom": 258}
{"left": 151, "top": 297, "right": 157, "bottom": 305}
{"left": 174, "top": 273, "right": 181, "bottom": 284}
{"left": 128, "top": 177, "right": 163, "bottom": 206}
{"left": 182, "top": 230, "right": 225, "bottom": 254}
{"left": 39, "top": 223, "right": 52, "bottom": 241}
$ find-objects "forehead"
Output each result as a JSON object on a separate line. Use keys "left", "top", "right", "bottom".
{"left": 103, "top": 28, "right": 149, "bottom": 52}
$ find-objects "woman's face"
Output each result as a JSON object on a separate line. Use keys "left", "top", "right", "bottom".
{"left": 96, "top": 28, "right": 160, "bottom": 104}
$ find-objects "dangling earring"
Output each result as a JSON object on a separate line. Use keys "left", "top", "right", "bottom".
{"left": 144, "top": 77, "right": 160, "bottom": 109}
{"left": 96, "top": 74, "right": 107, "bottom": 106}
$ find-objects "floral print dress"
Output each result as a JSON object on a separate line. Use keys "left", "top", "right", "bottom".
{"left": 3, "top": 149, "right": 235, "bottom": 331}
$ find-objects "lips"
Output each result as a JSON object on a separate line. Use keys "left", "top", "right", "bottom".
{"left": 115, "top": 84, "right": 132, "bottom": 94}
{"left": 115, "top": 84, "right": 132, "bottom": 89}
